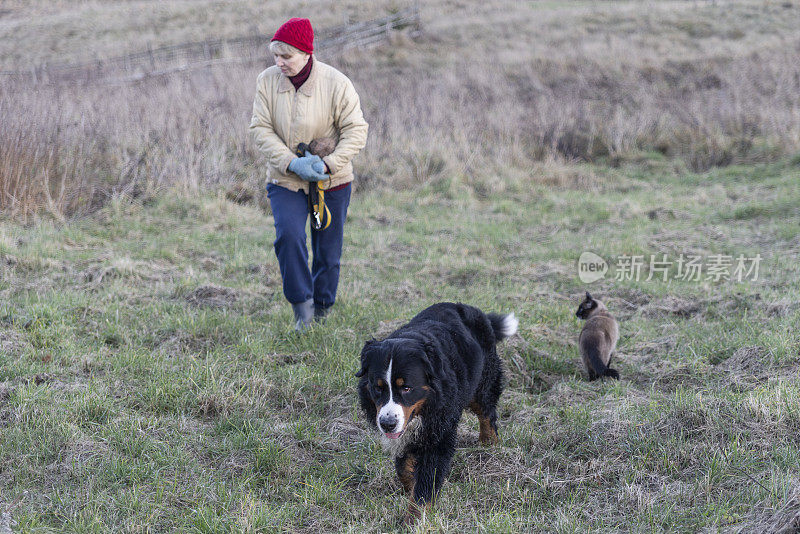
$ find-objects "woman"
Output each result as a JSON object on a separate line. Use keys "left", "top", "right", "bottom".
{"left": 249, "top": 17, "right": 368, "bottom": 331}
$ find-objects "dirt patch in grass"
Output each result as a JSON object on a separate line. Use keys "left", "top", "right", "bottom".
{"left": 765, "top": 489, "right": 800, "bottom": 534}
{"left": 630, "top": 335, "right": 677, "bottom": 358}
{"left": 20, "top": 374, "right": 90, "bottom": 393}
{"left": 613, "top": 293, "right": 771, "bottom": 323}
{"left": 765, "top": 299, "right": 800, "bottom": 318}
{"left": 650, "top": 364, "right": 706, "bottom": 392}
{"left": 504, "top": 337, "right": 563, "bottom": 394}
{"left": 497, "top": 261, "right": 574, "bottom": 285}
{"left": 642, "top": 295, "right": 702, "bottom": 318}
{"left": 322, "top": 416, "right": 369, "bottom": 454}
{"left": 537, "top": 165, "right": 603, "bottom": 191}
{"left": 646, "top": 207, "right": 680, "bottom": 221}
{"left": 0, "top": 385, "right": 13, "bottom": 428}
{"left": 370, "top": 319, "right": 407, "bottom": 340}
{"left": 151, "top": 328, "right": 236, "bottom": 356}
{"left": 0, "top": 330, "right": 28, "bottom": 357}
{"left": 197, "top": 253, "right": 223, "bottom": 271}
{"left": 389, "top": 281, "right": 424, "bottom": 302}
{"left": 624, "top": 350, "right": 705, "bottom": 393}
{"left": 262, "top": 352, "right": 314, "bottom": 366}
{"left": 445, "top": 266, "right": 482, "bottom": 288}
{"left": 64, "top": 437, "right": 110, "bottom": 465}
{"left": 197, "top": 395, "right": 225, "bottom": 419}
{"left": 611, "top": 287, "right": 652, "bottom": 309}
{"left": 660, "top": 405, "right": 709, "bottom": 439}
{"left": 453, "top": 441, "right": 539, "bottom": 489}
{"left": 78, "top": 258, "right": 175, "bottom": 286}
{"left": 716, "top": 346, "right": 768, "bottom": 374}
{"left": 244, "top": 263, "right": 282, "bottom": 288}
{"left": 1, "top": 254, "right": 64, "bottom": 275}
{"left": 246, "top": 374, "right": 339, "bottom": 418}
{"left": 714, "top": 345, "right": 800, "bottom": 391}
{"left": 185, "top": 284, "right": 238, "bottom": 308}
{"left": 734, "top": 486, "right": 800, "bottom": 534}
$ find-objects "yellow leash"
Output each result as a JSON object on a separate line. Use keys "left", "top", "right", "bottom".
{"left": 310, "top": 183, "right": 332, "bottom": 231}
{"left": 295, "top": 143, "right": 332, "bottom": 231}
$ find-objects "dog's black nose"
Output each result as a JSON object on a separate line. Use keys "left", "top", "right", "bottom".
{"left": 379, "top": 415, "right": 398, "bottom": 433}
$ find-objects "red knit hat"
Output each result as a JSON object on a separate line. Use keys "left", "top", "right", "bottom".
{"left": 271, "top": 18, "right": 314, "bottom": 54}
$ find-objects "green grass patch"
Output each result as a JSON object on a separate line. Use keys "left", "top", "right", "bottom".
{"left": 1, "top": 159, "right": 799, "bottom": 532}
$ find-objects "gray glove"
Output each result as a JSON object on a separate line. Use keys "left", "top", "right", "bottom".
{"left": 309, "top": 150, "right": 328, "bottom": 175}
{"left": 288, "top": 151, "right": 327, "bottom": 182}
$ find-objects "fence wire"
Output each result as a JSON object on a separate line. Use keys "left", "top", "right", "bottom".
{"left": 0, "top": 6, "right": 420, "bottom": 86}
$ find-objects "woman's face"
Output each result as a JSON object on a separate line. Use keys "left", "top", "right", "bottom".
{"left": 274, "top": 52, "right": 309, "bottom": 77}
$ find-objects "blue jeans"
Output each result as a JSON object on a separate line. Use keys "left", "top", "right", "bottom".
{"left": 266, "top": 183, "right": 351, "bottom": 307}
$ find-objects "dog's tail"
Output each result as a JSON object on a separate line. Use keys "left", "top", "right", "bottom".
{"left": 488, "top": 312, "right": 518, "bottom": 342}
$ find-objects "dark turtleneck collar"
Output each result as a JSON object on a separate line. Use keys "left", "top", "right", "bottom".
{"left": 288, "top": 55, "right": 313, "bottom": 91}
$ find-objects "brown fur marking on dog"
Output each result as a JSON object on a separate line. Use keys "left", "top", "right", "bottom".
{"left": 401, "top": 398, "right": 426, "bottom": 427}
{"left": 399, "top": 454, "right": 416, "bottom": 494}
{"left": 469, "top": 401, "right": 498, "bottom": 445}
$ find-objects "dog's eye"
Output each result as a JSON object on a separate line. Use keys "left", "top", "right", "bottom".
{"left": 401, "top": 386, "right": 412, "bottom": 394}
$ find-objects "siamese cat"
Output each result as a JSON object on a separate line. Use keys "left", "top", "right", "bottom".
{"left": 575, "top": 292, "right": 620, "bottom": 380}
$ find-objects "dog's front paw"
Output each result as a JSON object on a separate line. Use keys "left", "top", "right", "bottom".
{"left": 403, "top": 501, "right": 425, "bottom": 527}
{"left": 478, "top": 421, "right": 499, "bottom": 445}
{"left": 479, "top": 432, "right": 499, "bottom": 446}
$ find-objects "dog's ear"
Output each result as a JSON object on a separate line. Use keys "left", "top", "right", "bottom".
{"left": 355, "top": 338, "right": 377, "bottom": 378}
{"left": 585, "top": 291, "right": 593, "bottom": 301}
{"left": 420, "top": 339, "right": 444, "bottom": 397}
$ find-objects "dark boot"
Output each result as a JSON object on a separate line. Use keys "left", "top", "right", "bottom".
{"left": 314, "top": 304, "right": 332, "bottom": 322}
{"left": 292, "top": 299, "right": 314, "bottom": 332}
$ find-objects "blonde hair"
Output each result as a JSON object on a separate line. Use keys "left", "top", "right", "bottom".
{"left": 269, "top": 40, "right": 309, "bottom": 58}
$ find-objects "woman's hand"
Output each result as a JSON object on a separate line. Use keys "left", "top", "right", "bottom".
{"left": 288, "top": 152, "right": 327, "bottom": 182}
{"left": 311, "top": 160, "right": 326, "bottom": 175}
{"left": 306, "top": 151, "right": 328, "bottom": 175}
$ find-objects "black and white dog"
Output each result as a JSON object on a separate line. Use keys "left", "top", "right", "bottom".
{"left": 356, "top": 302, "right": 517, "bottom": 521}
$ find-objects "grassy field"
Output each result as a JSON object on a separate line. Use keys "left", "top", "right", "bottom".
{"left": 1, "top": 157, "right": 799, "bottom": 532}
{"left": 1, "top": 0, "right": 800, "bottom": 532}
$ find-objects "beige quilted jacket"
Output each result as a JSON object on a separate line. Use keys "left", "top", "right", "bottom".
{"left": 249, "top": 58, "right": 369, "bottom": 193}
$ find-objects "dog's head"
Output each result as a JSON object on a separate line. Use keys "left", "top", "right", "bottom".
{"left": 575, "top": 291, "right": 607, "bottom": 319}
{"left": 356, "top": 337, "right": 435, "bottom": 440}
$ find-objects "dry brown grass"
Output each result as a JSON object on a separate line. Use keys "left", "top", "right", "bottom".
{"left": 0, "top": 0, "right": 404, "bottom": 69}
{"left": 0, "top": 90, "right": 93, "bottom": 222}
{"left": 1, "top": 0, "right": 799, "bottom": 220}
